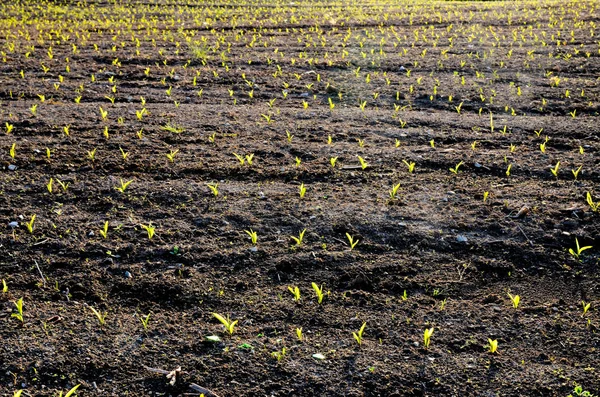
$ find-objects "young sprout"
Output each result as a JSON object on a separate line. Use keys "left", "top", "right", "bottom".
{"left": 55, "top": 178, "right": 69, "bottom": 192}
{"left": 550, "top": 161, "right": 560, "bottom": 178}
{"left": 2, "top": 279, "right": 7, "bottom": 293}
{"left": 245, "top": 229, "right": 258, "bottom": 245}
{"left": 586, "top": 192, "right": 599, "bottom": 212}
{"left": 455, "top": 101, "right": 463, "bottom": 114}
{"left": 246, "top": 154, "right": 255, "bottom": 166}
{"left": 582, "top": 301, "right": 591, "bottom": 317}
{"left": 87, "top": 148, "right": 97, "bottom": 162}
{"left": 506, "top": 164, "right": 512, "bottom": 177}
{"left": 57, "top": 384, "right": 80, "bottom": 397}
{"left": 327, "top": 135, "right": 332, "bottom": 145}
{"left": 429, "top": 139, "right": 435, "bottom": 148}
{"left": 299, "top": 183, "right": 306, "bottom": 199}
{"left": 487, "top": 339, "right": 498, "bottom": 354}
{"left": 389, "top": 183, "right": 401, "bottom": 200}
{"left": 261, "top": 114, "right": 272, "bottom": 124}
{"left": 311, "top": 282, "right": 325, "bottom": 304}
{"left": 5, "top": 122, "right": 14, "bottom": 134}
{"left": 395, "top": 139, "right": 401, "bottom": 148}
{"left": 212, "top": 312, "right": 238, "bottom": 335}
{"left": 290, "top": 229, "right": 306, "bottom": 247}
{"left": 286, "top": 130, "right": 293, "bottom": 143}
{"left": 140, "top": 313, "right": 151, "bottom": 330}
{"left": 483, "top": 191, "right": 490, "bottom": 203}
{"left": 140, "top": 223, "right": 155, "bottom": 240}
{"left": 12, "top": 298, "right": 24, "bottom": 323}
{"left": 119, "top": 147, "right": 129, "bottom": 161}
{"left": 47, "top": 178, "right": 54, "bottom": 193}
{"left": 569, "top": 237, "right": 592, "bottom": 260}
{"left": 357, "top": 156, "right": 368, "bottom": 170}
{"left": 569, "top": 109, "right": 577, "bottom": 118}
{"left": 353, "top": 322, "right": 367, "bottom": 346}
{"left": 207, "top": 182, "right": 219, "bottom": 197}
{"left": 330, "top": 157, "right": 338, "bottom": 168}
{"left": 233, "top": 152, "right": 245, "bottom": 165}
{"left": 288, "top": 286, "right": 300, "bottom": 302}
{"left": 449, "top": 161, "right": 464, "bottom": 174}
{"left": 507, "top": 292, "right": 520, "bottom": 309}
{"left": 99, "top": 221, "right": 109, "bottom": 239}
{"left": 572, "top": 165, "right": 582, "bottom": 180}
{"left": 357, "top": 139, "right": 365, "bottom": 147}
{"left": 99, "top": 106, "right": 108, "bottom": 121}
{"left": 296, "top": 327, "right": 303, "bottom": 342}
{"left": 403, "top": 160, "right": 416, "bottom": 173}
{"left": 165, "top": 149, "right": 179, "bottom": 162}
{"left": 89, "top": 306, "right": 107, "bottom": 326}
{"left": 115, "top": 178, "right": 133, "bottom": 193}
{"left": 346, "top": 233, "right": 359, "bottom": 250}
{"left": 9, "top": 143, "right": 16, "bottom": 159}
{"left": 25, "top": 214, "right": 36, "bottom": 234}
{"left": 423, "top": 327, "right": 434, "bottom": 349}
{"left": 295, "top": 157, "right": 301, "bottom": 167}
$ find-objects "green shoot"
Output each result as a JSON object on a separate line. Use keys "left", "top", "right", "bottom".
{"left": 115, "top": 178, "right": 133, "bottom": 193}
{"left": 488, "top": 339, "right": 498, "bottom": 354}
{"left": 299, "top": 183, "right": 306, "bottom": 198}
{"left": 99, "top": 221, "right": 109, "bottom": 239}
{"left": 207, "top": 182, "right": 219, "bottom": 197}
{"left": 423, "top": 327, "right": 434, "bottom": 349}
{"left": 389, "top": 183, "right": 401, "bottom": 200}
{"left": 245, "top": 229, "right": 258, "bottom": 245}
{"left": 10, "top": 143, "right": 16, "bottom": 159}
{"left": 449, "top": 160, "right": 464, "bottom": 174}
{"left": 212, "top": 312, "right": 238, "bottom": 335}
{"left": 586, "top": 192, "right": 599, "bottom": 212}
{"left": 12, "top": 298, "right": 24, "bottom": 322}
{"left": 2, "top": 279, "right": 7, "bottom": 293}
{"left": 290, "top": 229, "right": 306, "bottom": 247}
{"left": 346, "top": 233, "right": 359, "bottom": 250}
{"left": 166, "top": 149, "right": 179, "bottom": 162}
{"left": 582, "top": 301, "right": 591, "bottom": 317}
{"left": 550, "top": 161, "right": 560, "bottom": 178}
{"left": 353, "top": 322, "right": 367, "bottom": 346}
{"left": 288, "top": 286, "right": 300, "bottom": 302}
{"left": 140, "top": 223, "right": 155, "bottom": 240}
{"left": 403, "top": 160, "right": 415, "bottom": 173}
{"left": 330, "top": 157, "right": 338, "bottom": 168}
{"left": 357, "top": 156, "right": 368, "bottom": 170}
{"left": 233, "top": 152, "right": 245, "bottom": 165}
{"left": 507, "top": 292, "right": 520, "bottom": 309}
{"left": 311, "top": 282, "right": 325, "bottom": 304}
{"left": 25, "top": 214, "right": 36, "bottom": 234}
{"left": 89, "top": 306, "right": 107, "bottom": 325}
{"left": 140, "top": 313, "right": 151, "bottom": 330}
{"left": 572, "top": 165, "right": 582, "bottom": 180}
{"left": 58, "top": 384, "right": 80, "bottom": 397}
{"left": 569, "top": 237, "right": 592, "bottom": 260}
{"left": 296, "top": 327, "right": 303, "bottom": 341}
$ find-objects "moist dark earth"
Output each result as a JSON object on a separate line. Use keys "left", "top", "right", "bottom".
{"left": 1, "top": 0, "right": 599, "bottom": 396}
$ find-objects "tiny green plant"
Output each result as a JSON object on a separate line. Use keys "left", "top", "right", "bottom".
{"left": 115, "top": 178, "right": 133, "bottom": 193}
{"left": 449, "top": 160, "right": 464, "bottom": 174}
{"left": 572, "top": 165, "right": 582, "bottom": 180}
{"left": 312, "top": 282, "right": 325, "bottom": 304}
{"left": 299, "top": 183, "right": 306, "bottom": 198}
{"left": 233, "top": 152, "right": 245, "bottom": 165}
{"left": 507, "top": 292, "right": 520, "bottom": 309}
{"left": 166, "top": 149, "right": 179, "bottom": 162}
{"left": 89, "top": 306, "right": 107, "bottom": 325}
{"left": 212, "top": 312, "right": 238, "bottom": 335}
{"left": 423, "top": 327, "right": 434, "bottom": 349}
{"left": 57, "top": 384, "right": 80, "bottom": 397}
{"left": 12, "top": 298, "right": 24, "bottom": 322}
{"left": 245, "top": 229, "right": 258, "bottom": 245}
{"left": 140, "top": 223, "right": 155, "bottom": 240}
{"left": 357, "top": 156, "right": 368, "bottom": 170}
{"left": 99, "top": 221, "right": 109, "bottom": 239}
{"left": 581, "top": 301, "right": 591, "bottom": 317}
{"left": 2, "top": 279, "right": 7, "bottom": 293}
{"left": 487, "top": 339, "right": 498, "bottom": 354}
{"left": 569, "top": 238, "right": 592, "bottom": 260}
{"left": 271, "top": 346, "right": 287, "bottom": 361}
{"left": 10, "top": 143, "right": 16, "bottom": 159}
{"left": 25, "top": 214, "right": 36, "bottom": 234}
{"left": 550, "top": 161, "right": 560, "bottom": 178}
{"left": 207, "top": 182, "right": 219, "bottom": 197}
{"left": 403, "top": 160, "right": 415, "bottom": 173}
{"left": 346, "top": 233, "right": 359, "bottom": 250}
{"left": 296, "top": 327, "right": 303, "bottom": 341}
{"left": 389, "top": 183, "right": 401, "bottom": 200}
{"left": 290, "top": 229, "right": 306, "bottom": 247}
{"left": 288, "top": 286, "right": 301, "bottom": 302}
{"left": 353, "top": 322, "right": 367, "bottom": 346}
{"left": 330, "top": 157, "right": 338, "bottom": 168}
{"left": 140, "top": 313, "right": 151, "bottom": 330}
{"left": 586, "top": 192, "right": 598, "bottom": 212}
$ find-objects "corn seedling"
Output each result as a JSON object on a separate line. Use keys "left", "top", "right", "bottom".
{"left": 586, "top": 192, "right": 599, "bottom": 212}
{"left": 353, "top": 322, "right": 367, "bottom": 346}
{"left": 119, "top": 147, "right": 129, "bottom": 161}
{"left": 5, "top": 122, "right": 14, "bottom": 134}
{"left": 487, "top": 339, "right": 498, "bottom": 354}
{"left": 569, "top": 238, "right": 592, "bottom": 260}
{"left": 89, "top": 306, "right": 107, "bottom": 325}
{"left": 572, "top": 166, "right": 582, "bottom": 180}
{"left": 296, "top": 327, "right": 303, "bottom": 341}
{"left": 507, "top": 292, "right": 520, "bottom": 309}
{"left": 140, "top": 313, "right": 151, "bottom": 330}
{"left": 483, "top": 191, "right": 489, "bottom": 203}
{"left": 166, "top": 149, "right": 179, "bottom": 162}
{"left": 115, "top": 178, "right": 133, "bottom": 193}
{"left": 25, "top": 214, "right": 36, "bottom": 234}
{"left": 346, "top": 233, "right": 359, "bottom": 250}
{"left": 506, "top": 164, "right": 512, "bottom": 177}
{"left": 55, "top": 178, "right": 69, "bottom": 192}
{"left": 245, "top": 229, "right": 258, "bottom": 245}
{"left": 47, "top": 178, "right": 54, "bottom": 193}
{"left": 207, "top": 183, "right": 219, "bottom": 197}
{"left": 10, "top": 143, "right": 16, "bottom": 159}
{"left": 2, "top": 279, "right": 7, "bottom": 293}
{"left": 582, "top": 301, "right": 591, "bottom": 317}
{"left": 57, "top": 384, "right": 80, "bottom": 397}
{"left": 357, "top": 156, "right": 368, "bottom": 170}
{"left": 290, "top": 229, "right": 306, "bottom": 247}
{"left": 233, "top": 152, "right": 245, "bottom": 165}
{"left": 550, "top": 161, "right": 560, "bottom": 178}
{"left": 312, "top": 282, "right": 325, "bottom": 304}
{"left": 271, "top": 347, "right": 287, "bottom": 361}
{"left": 87, "top": 148, "right": 97, "bottom": 162}
{"left": 330, "top": 157, "right": 338, "bottom": 168}
{"left": 288, "top": 286, "right": 301, "bottom": 301}
{"left": 246, "top": 153, "right": 255, "bottom": 166}
{"left": 299, "top": 183, "right": 306, "bottom": 198}
{"left": 99, "top": 221, "right": 109, "bottom": 239}
{"left": 389, "top": 183, "right": 401, "bottom": 200}
{"left": 212, "top": 312, "right": 238, "bottom": 335}
{"left": 140, "top": 223, "right": 155, "bottom": 240}
{"left": 295, "top": 157, "right": 301, "bottom": 167}
{"left": 12, "top": 298, "right": 24, "bottom": 322}
{"left": 286, "top": 130, "right": 293, "bottom": 143}
{"left": 423, "top": 327, "right": 434, "bottom": 349}
{"left": 403, "top": 160, "right": 416, "bottom": 173}
{"left": 449, "top": 161, "right": 464, "bottom": 174}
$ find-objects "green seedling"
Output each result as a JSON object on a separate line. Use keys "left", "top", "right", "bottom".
{"left": 140, "top": 223, "right": 155, "bottom": 240}
{"left": 507, "top": 292, "right": 520, "bottom": 309}
{"left": 245, "top": 229, "right": 258, "bottom": 245}
{"left": 403, "top": 160, "right": 415, "bottom": 173}
{"left": 13, "top": 390, "right": 23, "bottom": 397}
{"left": 506, "top": 164, "right": 512, "bottom": 177}
{"left": 429, "top": 139, "right": 435, "bottom": 148}
{"left": 87, "top": 148, "right": 97, "bottom": 162}
{"left": 25, "top": 214, "right": 36, "bottom": 234}
{"left": 330, "top": 157, "right": 338, "bottom": 168}
{"left": 296, "top": 327, "right": 303, "bottom": 341}
{"left": 299, "top": 183, "right": 306, "bottom": 198}
{"left": 353, "top": 322, "right": 367, "bottom": 346}
{"left": 288, "top": 286, "right": 301, "bottom": 302}
{"left": 582, "top": 301, "right": 591, "bottom": 317}
{"left": 449, "top": 160, "right": 464, "bottom": 174}
{"left": 290, "top": 229, "right": 306, "bottom": 247}
{"left": 488, "top": 338, "right": 498, "bottom": 354}
{"left": 550, "top": 161, "right": 560, "bottom": 178}
{"left": 483, "top": 191, "right": 489, "bottom": 203}
{"left": 286, "top": 130, "right": 293, "bottom": 143}
{"left": 346, "top": 233, "right": 359, "bottom": 250}
{"left": 47, "top": 178, "right": 54, "bottom": 193}
{"left": 569, "top": 238, "right": 592, "bottom": 260}
{"left": 55, "top": 178, "right": 69, "bottom": 192}
{"left": 119, "top": 146, "right": 129, "bottom": 161}
{"left": 166, "top": 149, "right": 179, "bottom": 162}
{"left": 357, "top": 156, "right": 368, "bottom": 170}
{"left": 271, "top": 347, "right": 287, "bottom": 361}
{"left": 99, "top": 106, "right": 108, "bottom": 120}
{"left": 99, "top": 221, "right": 109, "bottom": 239}
{"left": 2, "top": 279, "right": 7, "bottom": 293}
{"left": 12, "top": 298, "right": 24, "bottom": 322}
{"left": 295, "top": 157, "right": 301, "bottom": 167}
{"left": 5, "top": 122, "right": 14, "bottom": 134}
{"left": 423, "top": 327, "right": 434, "bottom": 349}
{"left": 233, "top": 152, "right": 245, "bottom": 165}
{"left": 245, "top": 153, "right": 254, "bottom": 165}
{"left": 312, "top": 282, "right": 325, "bottom": 304}
{"left": 10, "top": 143, "right": 16, "bottom": 159}
{"left": 115, "top": 178, "right": 133, "bottom": 193}
{"left": 212, "top": 312, "right": 238, "bottom": 335}
{"left": 140, "top": 313, "right": 151, "bottom": 330}
{"left": 207, "top": 183, "right": 219, "bottom": 197}
{"left": 57, "top": 384, "right": 80, "bottom": 397}
{"left": 586, "top": 192, "right": 599, "bottom": 212}
{"left": 89, "top": 306, "right": 106, "bottom": 325}
{"left": 572, "top": 166, "right": 582, "bottom": 180}
{"left": 389, "top": 183, "right": 401, "bottom": 200}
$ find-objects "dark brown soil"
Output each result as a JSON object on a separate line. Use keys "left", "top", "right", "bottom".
{"left": 1, "top": 0, "right": 599, "bottom": 396}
